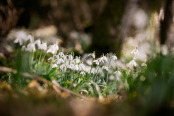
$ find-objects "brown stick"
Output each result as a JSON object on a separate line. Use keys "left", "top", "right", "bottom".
{"left": 0, "top": 66, "right": 88, "bottom": 100}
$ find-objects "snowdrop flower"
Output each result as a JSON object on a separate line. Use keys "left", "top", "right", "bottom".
{"left": 26, "top": 43, "right": 36, "bottom": 52}
{"left": 141, "top": 63, "right": 147, "bottom": 67}
{"left": 99, "top": 56, "right": 108, "bottom": 63}
{"left": 86, "top": 59, "right": 93, "bottom": 66}
{"left": 14, "top": 31, "right": 27, "bottom": 46}
{"left": 88, "top": 52, "right": 95, "bottom": 59}
{"left": 79, "top": 63, "right": 85, "bottom": 71}
{"left": 56, "top": 58, "right": 64, "bottom": 64}
{"left": 115, "top": 71, "right": 122, "bottom": 77}
{"left": 26, "top": 35, "right": 34, "bottom": 43}
{"left": 80, "top": 71, "right": 86, "bottom": 75}
{"left": 58, "top": 52, "right": 65, "bottom": 58}
{"left": 91, "top": 70, "right": 95, "bottom": 74}
{"left": 111, "top": 55, "right": 117, "bottom": 61}
{"left": 131, "top": 48, "right": 139, "bottom": 57}
{"left": 74, "top": 64, "right": 79, "bottom": 71}
{"left": 75, "top": 57, "right": 80, "bottom": 64}
{"left": 34, "top": 39, "right": 41, "bottom": 47}
{"left": 67, "top": 63, "right": 74, "bottom": 69}
{"left": 48, "top": 57, "right": 53, "bottom": 61}
{"left": 34, "top": 39, "right": 47, "bottom": 51}
{"left": 114, "top": 71, "right": 122, "bottom": 81}
{"left": 102, "top": 66, "right": 109, "bottom": 71}
{"left": 21, "top": 46, "right": 26, "bottom": 51}
{"left": 39, "top": 43, "right": 47, "bottom": 51}
{"left": 60, "top": 64, "right": 67, "bottom": 71}
{"left": 68, "top": 55, "right": 73, "bottom": 61}
{"left": 127, "top": 60, "right": 138, "bottom": 69}
{"left": 93, "top": 59, "right": 100, "bottom": 65}
{"left": 109, "top": 75, "right": 115, "bottom": 81}
{"left": 52, "top": 64, "right": 58, "bottom": 68}
{"left": 47, "top": 43, "right": 59, "bottom": 54}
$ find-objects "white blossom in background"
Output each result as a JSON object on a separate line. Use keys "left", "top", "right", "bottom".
{"left": 26, "top": 35, "right": 34, "bottom": 43}
{"left": 60, "top": 64, "right": 67, "bottom": 72}
{"left": 88, "top": 52, "right": 95, "bottom": 59}
{"left": 67, "top": 63, "right": 74, "bottom": 70}
{"left": 102, "top": 66, "right": 109, "bottom": 71}
{"left": 93, "top": 59, "right": 100, "bottom": 65}
{"left": 26, "top": 43, "right": 36, "bottom": 52}
{"left": 80, "top": 71, "right": 86, "bottom": 75}
{"left": 68, "top": 55, "right": 73, "bottom": 61}
{"left": 127, "top": 60, "right": 138, "bottom": 69}
{"left": 52, "top": 64, "right": 58, "bottom": 68}
{"left": 14, "top": 31, "right": 27, "bottom": 45}
{"left": 21, "top": 46, "right": 26, "bottom": 51}
{"left": 39, "top": 43, "right": 47, "bottom": 51}
{"left": 56, "top": 58, "right": 64, "bottom": 64}
{"left": 111, "top": 55, "right": 117, "bottom": 61}
{"left": 99, "top": 56, "right": 108, "bottom": 63}
{"left": 109, "top": 75, "right": 115, "bottom": 81}
{"left": 79, "top": 63, "right": 85, "bottom": 71}
{"left": 74, "top": 64, "right": 79, "bottom": 71}
{"left": 47, "top": 43, "right": 59, "bottom": 54}
{"left": 131, "top": 47, "right": 139, "bottom": 59}
{"left": 86, "top": 59, "right": 93, "bottom": 66}
{"left": 34, "top": 39, "right": 41, "bottom": 47}
{"left": 75, "top": 57, "right": 80, "bottom": 64}
{"left": 114, "top": 70, "right": 122, "bottom": 81}
{"left": 58, "top": 52, "right": 65, "bottom": 58}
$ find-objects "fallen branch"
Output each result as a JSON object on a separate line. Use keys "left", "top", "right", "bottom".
{"left": 0, "top": 66, "right": 88, "bottom": 100}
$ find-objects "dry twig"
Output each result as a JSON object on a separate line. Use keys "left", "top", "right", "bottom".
{"left": 0, "top": 66, "right": 88, "bottom": 100}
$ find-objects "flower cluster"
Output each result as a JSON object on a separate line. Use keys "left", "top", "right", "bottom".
{"left": 14, "top": 34, "right": 148, "bottom": 98}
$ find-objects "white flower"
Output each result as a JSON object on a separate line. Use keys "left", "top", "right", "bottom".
{"left": 88, "top": 52, "right": 95, "bottom": 59}
{"left": 99, "top": 56, "right": 108, "bottom": 63}
{"left": 21, "top": 46, "right": 26, "bottom": 51}
{"left": 109, "top": 75, "right": 115, "bottom": 81}
{"left": 52, "top": 64, "right": 58, "bottom": 68}
{"left": 141, "top": 63, "right": 147, "bottom": 67}
{"left": 127, "top": 60, "right": 138, "bottom": 69}
{"left": 74, "top": 64, "right": 79, "bottom": 71}
{"left": 34, "top": 39, "right": 47, "bottom": 51}
{"left": 14, "top": 31, "right": 27, "bottom": 46}
{"left": 93, "top": 59, "right": 99, "bottom": 65}
{"left": 111, "top": 55, "right": 117, "bottom": 61}
{"left": 39, "top": 43, "right": 47, "bottom": 51}
{"left": 131, "top": 48, "right": 139, "bottom": 56}
{"left": 34, "top": 40, "right": 41, "bottom": 47}
{"left": 56, "top": 58, "right": 64, "bottom": 64}
{"left": 47, "top": 43, "right": 59, "bottom": 54}
{"left": 26, "top": 35, "right": 34, "bottom": 43}
{"left": 67, "top": 64, "right": 74, "bottom": 69}
{"left": 80, "top": 71, "right": 86, "bottom": 75}
{"left": 75, "top": 57, "right": 80, "bottom": 64}
{"left": 26, "top": 43, "right": 36, "bottom": 52}
{"left": 102, "top": 66, "right": 109, "bottom": 71}
{"left": 79, "top": 63, "right": 85, "bottom": 71}
{"left": 86, "top": 59, "right": 93, "bottom": 66}
{"left": 48, "top": 57, "right": 53, "bottom": 61}
{"left": 68, "top": 55, "right": 73, "bottom": 61}
{"left": 60, "top": 64, "right": 67, "bottom": 71}
{"left": 58, "top": 52, "right": 65, "bottom": 58}
{"left": 114, "top": 71, "right": 122, "bottom": 81}
{"left": 115, "top": 71, "right": 122, "bottom": 77}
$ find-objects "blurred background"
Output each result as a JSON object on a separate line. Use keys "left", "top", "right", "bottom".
{"left": 0, "top": 0, "right": 174, "bottom": 57}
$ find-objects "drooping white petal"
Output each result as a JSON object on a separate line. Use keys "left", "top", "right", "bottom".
{"left": 26, "top": 43, "right": 36, "bottom": 52}
{"left": 47, "top": 44, "right": 59, "bottom": 54}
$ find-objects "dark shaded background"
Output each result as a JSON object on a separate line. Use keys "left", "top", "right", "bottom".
{"left": 0, "top": 0, "right": 174, "bottom": 56}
